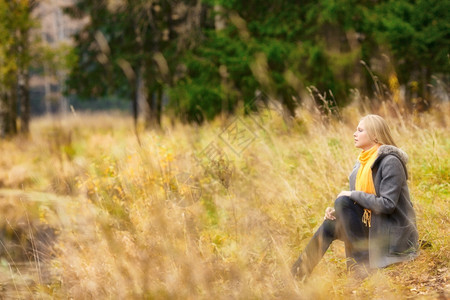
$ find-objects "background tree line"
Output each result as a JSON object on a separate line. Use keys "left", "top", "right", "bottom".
{"left": 0, "top": 0, "right": 448, "bottom": 135}
{"left": 0, "top": 0, "right": 36, "bottom": 136}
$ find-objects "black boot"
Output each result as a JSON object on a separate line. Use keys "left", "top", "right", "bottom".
{"left": 291, "top": 256, "right": 309, "bottom": 280}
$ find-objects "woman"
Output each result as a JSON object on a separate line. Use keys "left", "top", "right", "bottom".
{"left": 291, "top": 114, "right": 419, "bottom": 279}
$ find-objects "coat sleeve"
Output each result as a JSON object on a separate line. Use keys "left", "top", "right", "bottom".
{"left": 349, "top": 155, "right": 406, "bottom": 214}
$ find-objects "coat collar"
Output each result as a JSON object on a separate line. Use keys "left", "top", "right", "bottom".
{"left": 372, "top": 144, "right": 409, "bottom": 179}
{"left": 377, "top": 145, "right": 409, "bottom": 165}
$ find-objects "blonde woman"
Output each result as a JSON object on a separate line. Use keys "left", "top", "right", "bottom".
{"left": 292, "top": 114, "right": 419, "bottom": 279}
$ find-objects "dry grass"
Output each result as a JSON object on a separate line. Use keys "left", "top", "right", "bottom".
{"left": 0, "top": 101, "right": 448, "bottom": 299}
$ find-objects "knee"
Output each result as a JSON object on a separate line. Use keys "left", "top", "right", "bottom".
{"left": 334, "top": 196, "right": 353, "bottom": 210}
{"left": 321, "top": 219, "right": 336, "bottom": 237}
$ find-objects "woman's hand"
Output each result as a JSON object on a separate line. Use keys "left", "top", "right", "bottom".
{"left": 324, "top": 207, "right": 336, "bottom": 220}
{"left": 337, "top": 191, "right": 352, "bottom": 198}
{"left": 323, "top": 191, "right": 352, "bottom": 220}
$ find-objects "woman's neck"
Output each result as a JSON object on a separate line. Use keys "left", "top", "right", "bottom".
{"left": 362, "top": 143, "right": 379, "bottom": 151}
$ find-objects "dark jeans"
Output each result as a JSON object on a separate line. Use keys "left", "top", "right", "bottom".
{"left": 292, "top": 196, "right": 369, "bottom": 277}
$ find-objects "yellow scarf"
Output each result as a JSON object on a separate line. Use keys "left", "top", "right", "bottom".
{"left": 355, "top": 144, "right": 380, "bottom": 227}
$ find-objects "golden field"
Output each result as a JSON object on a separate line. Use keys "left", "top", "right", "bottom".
{"left": 0, "top": 100, "right": 448, "bottom": 299}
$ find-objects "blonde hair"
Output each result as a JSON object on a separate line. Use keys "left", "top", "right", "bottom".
{"left": 360, "top": 114, "right": 397, "bottom": 147}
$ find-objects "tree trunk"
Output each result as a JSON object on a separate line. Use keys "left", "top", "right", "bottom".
{"left": 9, "top": 79, "right": 18, "bottom": 135}
{"left": 130, "top": 76, "right": 142, "bottom": 145}
{"left": 420, "top": 66, "right": 431, "bottom": 110}
{"left": 19, "top": 68, "right": 30, "bottom": 134}
{"left": 0, "top": 87, "right": 18, "bottom": 137}
{"left": 0, "top": 94, "right": 6, "bottom": 138}
{"left": 132, "top": 80, "right": 138, "bottom": 130}
{"left": 155, "top": 84, "right": 162, "bottom": 126}
{"left": 145, "top": 85, "right": 162, "bottom": 128}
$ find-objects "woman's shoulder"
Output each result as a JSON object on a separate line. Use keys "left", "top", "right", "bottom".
{"left": 377, "top": 145, "right": 409, "bottom": 166}
{"left": 376, "top": 145, "right": 409, "bottom": 179}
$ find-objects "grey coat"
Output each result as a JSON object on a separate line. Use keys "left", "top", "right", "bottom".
{"left": 349, "top": 145, "right": 419, "bottom": 268}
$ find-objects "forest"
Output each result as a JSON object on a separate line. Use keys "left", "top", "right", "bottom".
{"left": 1, "top": 0, "right": 449, "bottom": 133}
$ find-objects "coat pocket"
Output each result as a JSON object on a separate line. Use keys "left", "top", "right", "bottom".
{"left": 388, "top": 225, "right": 418, "bottom": 256}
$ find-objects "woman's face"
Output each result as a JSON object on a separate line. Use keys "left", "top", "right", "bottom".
{"left": 354, "top": 120, "right": 376, "bottom": 150}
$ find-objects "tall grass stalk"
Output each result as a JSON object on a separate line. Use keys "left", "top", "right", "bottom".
{"left": 0, "top": 101, "right": 448, "bottom": 298}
